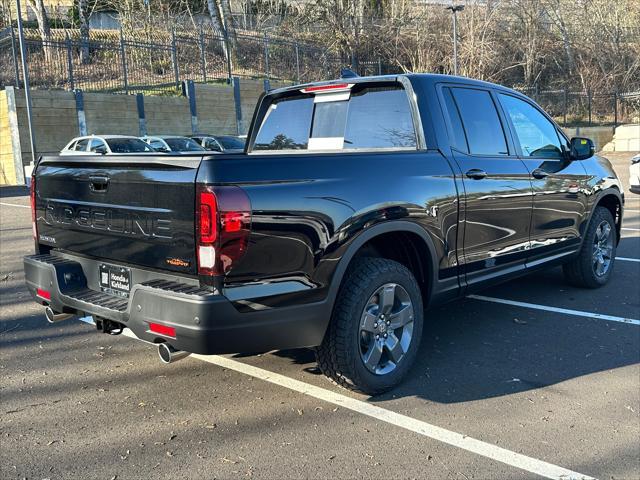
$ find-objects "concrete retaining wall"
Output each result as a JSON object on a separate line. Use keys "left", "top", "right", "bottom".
{"left": 0, "top": 78, "right": 283, "bottom": 185}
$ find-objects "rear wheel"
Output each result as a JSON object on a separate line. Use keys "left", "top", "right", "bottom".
{"left": 563, "top": 206, "right": 617, "bottom": 288}
{"left": 316, "top": 258, "right": 424, "bottom": 395}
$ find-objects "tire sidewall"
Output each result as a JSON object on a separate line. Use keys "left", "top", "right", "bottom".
{"left": 340, "top": 262, "right": 424, "bottom": 393}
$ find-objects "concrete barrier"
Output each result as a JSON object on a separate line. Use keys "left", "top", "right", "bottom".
{"left": 601, "top": 124, "right": 640, "bottom": 152}
{"left": 0, "top": 78, "right": 288, "bottom": 185}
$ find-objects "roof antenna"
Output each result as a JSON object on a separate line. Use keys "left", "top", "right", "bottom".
{"left": 340, "top": 68, "right": 359, "bottom": 79}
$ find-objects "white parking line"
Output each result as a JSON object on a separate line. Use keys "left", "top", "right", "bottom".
{"left": 468, "top": 295, "right": 640, "bottom": 326}
{"left": 0, "top": 202, "right": 29, "bottom": 209}
{"left": 621, "top": 227, "right": 640, "bottom": 232}
{"left": 119, "top": 327, "right": 594, "bottom": 478}
{"left": 188, "top": 353, "right": 593, "bottom": 480}
{"left": 617, "top": 257, "right": 640, "bottom": 263}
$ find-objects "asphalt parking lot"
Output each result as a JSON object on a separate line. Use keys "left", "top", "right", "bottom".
{"left": 1, "top": 152, "right": 638, "bottom": 480}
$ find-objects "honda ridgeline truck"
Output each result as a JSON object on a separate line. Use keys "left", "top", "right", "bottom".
{"left": 24, "top": 74, "right": 624, "bottom": 394}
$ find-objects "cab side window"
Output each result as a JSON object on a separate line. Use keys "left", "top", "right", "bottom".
{"left": 450, "top": 87, "right": 509, "bottom": 156}
{"left": 499, "top": 94, "right": 563, "bottom": 159}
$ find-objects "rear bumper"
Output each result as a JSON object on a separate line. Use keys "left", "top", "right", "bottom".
{"left": 24, "top": 253, "right": 328, "bottom": 354}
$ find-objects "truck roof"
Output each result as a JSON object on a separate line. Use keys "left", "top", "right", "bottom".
{"left": 269, "top": 73, "right": 522, "bottom": 97}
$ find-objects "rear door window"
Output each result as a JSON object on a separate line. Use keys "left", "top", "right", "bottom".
{"left": 74, "top": 139, "right": 90, "bottom": 151}
{"left": 89, "top": 139, "right": 106, "bottom": 153}
{"left": 441, "top": 88, "right": 468, "bottom": 152}
{"left": 149, "top": 139, "right": 167, "bottom": 151}
{"left": 204, "top": 138, "right": 222, "bottom": 151}
{"left": 252, "top": 84, "right": 416, "bottom": 152}
{"left": 450, "top": 88, "right": 509, "bottom": 156}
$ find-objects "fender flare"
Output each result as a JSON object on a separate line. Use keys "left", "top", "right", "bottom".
{"left": 322, "top": 220, "right": 440, "bottom": 317}
{"left": 584, "top": 187, "right": 624, "bottom": 244}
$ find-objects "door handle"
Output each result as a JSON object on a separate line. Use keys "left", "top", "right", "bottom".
{"left": 465, "top": 169, "right": 487, "bottom": 180}
{"left": 89, "top": 175, "right": 109, "bottom": 192}
{"left": 531, "top": 168, "right": 550, "bottom": 179}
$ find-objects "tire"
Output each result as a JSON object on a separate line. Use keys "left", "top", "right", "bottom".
{"left": 316, "top": 257, "right": 424, "bottom": 395}
{"left": 563, "top": 206, "right": 617, "bottom": 288}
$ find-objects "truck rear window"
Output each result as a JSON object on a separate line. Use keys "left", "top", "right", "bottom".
{"left": 252, "top": 84, "right": 416, "bottom": 152}
{"left": 254, "top": 96, "right": 314, "bottom": 150}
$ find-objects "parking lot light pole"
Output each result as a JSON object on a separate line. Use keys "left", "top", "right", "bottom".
{"left": 15, "top": 0, "right": 38, "bottom": 171}
{"left": 446, "top": 4, "right": 464, "bottom": 76}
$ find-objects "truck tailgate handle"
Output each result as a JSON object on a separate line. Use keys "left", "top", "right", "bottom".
{"left": 89, "top": 175, "right": 109, "bottom": 192}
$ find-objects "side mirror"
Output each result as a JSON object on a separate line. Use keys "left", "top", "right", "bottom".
{"left": 570, "top": 137, "right": 595, "bottom": 160}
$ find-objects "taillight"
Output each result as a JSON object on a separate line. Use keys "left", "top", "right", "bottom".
{"left": 199, "top": 191, "right": 217, "bottom": 244}
{"left": 196, "top": 185, "right": 251, "bottom": 276}
{"left": 30, "top": 173, "right": 37, "bottom": 240}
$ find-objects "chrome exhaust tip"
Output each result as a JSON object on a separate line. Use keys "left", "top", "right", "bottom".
{"left": 45, "top": 306, "right": 73, "bottom": 324}
{"left": 157, "top": 343, "right": 190, "bottom": 364}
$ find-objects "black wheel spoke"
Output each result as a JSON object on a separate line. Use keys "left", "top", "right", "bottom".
{"left": 363, "top": 340, "right": 383, "bottom": 371}
{"left": 385, "top": 333, "right": 405, "bottom": 364}
{"left": 389, "top": 304, "right": 413, "bottom": 329}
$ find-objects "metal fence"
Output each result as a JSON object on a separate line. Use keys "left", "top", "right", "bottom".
{"left": 521, "top": 88, "right": 640, "bottom": 127}
{"left": 0, "top": 26, "right": 637, "bottom": 126}
{"left": 0, "top": 26, "right": 356, "bottom": 94}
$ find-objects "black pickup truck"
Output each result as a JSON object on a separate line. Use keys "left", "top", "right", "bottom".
{"left": 24, "top": 74, "right": 624, "bottom": 394}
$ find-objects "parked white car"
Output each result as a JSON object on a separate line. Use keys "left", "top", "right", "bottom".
{"left": 140, "top": 135, "right": 205, "bottom": 153}
{"left": 630, "top": 153, "right": 640, "bottom": 194}
{"left": 61, "top": 135, "right": 157, "bottom": 155}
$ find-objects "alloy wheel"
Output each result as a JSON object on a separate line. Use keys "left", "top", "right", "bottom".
{"left": 359, "top": 283, "right": 414, "bottom": 375}
{"left": 592, "top": 220, "right": 614, "bottom": 277}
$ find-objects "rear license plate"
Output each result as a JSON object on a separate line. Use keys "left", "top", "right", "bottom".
{"left": 99, "top": 264, "right": 131, "bottom": 297}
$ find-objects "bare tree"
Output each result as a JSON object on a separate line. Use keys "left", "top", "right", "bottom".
{"left": 27, "top": 0, "right": 52, "bottom": 61}
{"left": 206, "top": 0, "right": 234, "bottom": 70}
{"left": 510, "top": 0, "right": 547, "bottom": 88}
{"left": 78, "top": 0, "right": 90, "bottom": 63}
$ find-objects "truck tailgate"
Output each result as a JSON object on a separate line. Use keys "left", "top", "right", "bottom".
{"left": 35, "top": 155, "right": 201, "bottom": 275}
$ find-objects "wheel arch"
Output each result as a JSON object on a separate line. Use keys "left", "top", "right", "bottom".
{"left": 324, "top": 221, "right": 439, "bottom": 319}
{"left": 589, "top": 188, "right": 623, "bottom": 244}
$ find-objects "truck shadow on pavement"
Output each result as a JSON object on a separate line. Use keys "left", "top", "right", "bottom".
{"left": 267, "top": 268, "right": 639, "bottom": 403}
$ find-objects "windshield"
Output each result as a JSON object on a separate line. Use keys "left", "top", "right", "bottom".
{"left": 106, "top": 138, "right": 156, "bottom": 153}
{"left": 164, "top": 138, "right": 205, "bottom": 152}
{"left": 217, "top": 136, "right": 245, "bottom": 150}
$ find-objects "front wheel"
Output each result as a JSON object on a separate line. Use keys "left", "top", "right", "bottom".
{"left": 316, "top": 258, "right": 424, "bottom": 395}
{"left": 563, "top": 206, "right": 617, "bottom": 288}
